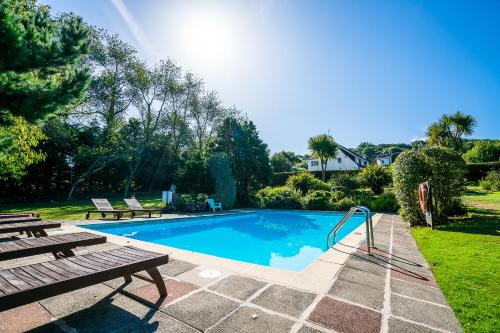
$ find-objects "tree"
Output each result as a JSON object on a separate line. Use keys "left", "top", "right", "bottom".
{"left": 213, "top": 117, "right": 272, "bottom": 205}
{"left": 358, "top": 164, "right": 391, "bottom": 194}
{"left": 426, "top": 111, "right": 477, "bottom": 152}
{"left": 208, "top": 153, "right": 236, "bottom": 208}
{"left": 271, "top": 151, "right": 302, "bottom": 173}
{"left": 0, "top": 0, "right": 91, "bottom": 122}
{"left": 463, "top": 141, "right": 500, "bottom": 163}
{"left": 308, "top": 134, "right": 338, "bottom": 181}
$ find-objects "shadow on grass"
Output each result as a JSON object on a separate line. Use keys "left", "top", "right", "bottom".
{"left": 434, "top": 208, "right": 500, "bottom": 236}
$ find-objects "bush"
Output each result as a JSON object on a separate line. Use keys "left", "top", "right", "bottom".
{"left": 465, "top": 161, "right": 500, "bottom": 181}
{"left": 463, "top": 141, "right": 500, "bottom": 163}
{"left": 366, "top": 191, "right": 400, "bottom": 212}
{"left": 175, "top": 193, "right": 209, "bottom": 212}
{"left": 329, "top": 172, "right": 359, "bottom": 192}
{"left": 358, "top": 164, "right": 391, "bottom": 194}
{"left": 480, "top": 170, "right": 500, "bottom": 191}
{"left": 254, "top": 186, "right": 302, "bottom": 209}
{"left": 302, "top": 190, "right": 332, "bottom": 210}
{"left": 286, "top": 172, "right": 330, "bottom": 195}
{"left": 393, "top": 147, "right": 466, "bottom": 225}
{"left": 329, "top": 196, "right": 359, "bottom": 211}
{"left": 208, "top": 153, "right": 236, "bottom": 209}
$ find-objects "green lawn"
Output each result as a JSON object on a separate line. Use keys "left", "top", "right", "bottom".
{"left": 412, "top": 189, "right": 500, "bottom": 333}
{"left": 0, "top": 196, "right": 163, "bottom": 220}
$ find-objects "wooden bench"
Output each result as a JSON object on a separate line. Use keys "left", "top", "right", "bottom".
{"left": 86, "top": 199, "right": 130, "bottom": 220}
{"left": 0, "top": 221, "right": 61, "bottom": 238}
{"left": 124, "top": 198, "right": 163, "bottom": 218}
{"left": 0, "top": 216, "right": 41, "bottom": 224}
{"left": 0, "top": 232, "right": 107, "bottom": 261}
{"left": 0, "top": 246, "right": 169, "bottom": 311}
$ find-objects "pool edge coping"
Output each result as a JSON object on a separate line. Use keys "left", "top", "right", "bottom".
{"left": 62, "top": 212, "right": 382, "bottom": 294}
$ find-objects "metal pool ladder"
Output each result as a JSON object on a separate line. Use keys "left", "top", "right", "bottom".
{"left": 326, "top": 206, "right": 375, "bottom": 254}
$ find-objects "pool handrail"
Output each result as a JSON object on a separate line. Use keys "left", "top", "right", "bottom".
{"left": 326, "top": 206, "right": 375, "bottom": 254}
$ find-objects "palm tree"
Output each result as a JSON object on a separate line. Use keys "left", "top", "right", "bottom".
{"left": 426, "top": 111, "right": 476, "bottom": 152}
{"left": 308, "top": 134, "right": 338, "bottom": 181}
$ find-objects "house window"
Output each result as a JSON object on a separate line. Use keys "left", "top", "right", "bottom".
{"left": 337, "top": 158, "right": 342, "bottom": 163}
{"left": 311, "top": 160, "right": 319, "bottom": 166}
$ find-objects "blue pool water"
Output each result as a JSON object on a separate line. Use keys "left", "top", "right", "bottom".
{"left": 82, "top": 211, "right": 365, "bottom": 271}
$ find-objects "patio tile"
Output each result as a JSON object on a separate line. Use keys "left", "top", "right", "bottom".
{"left": 39, "top": 283, "right": 117, "bottom": 317}
{"left": 308, "top": 296, "right": 381, "bottom": 333}
{"left": 207, "top": 306, "right": 295, "bottom": 333}
{"left": 337, "top": 266, "right": 386, "bottom": 290}
{"left": 391, "top": 268, "right": 437, "bottom": 287}
{"left": 129, "top": 278, "right": 199, "bottom": 308}
{"left": 297, "top": 325, "right": 327, "bottom": 333}
{"left": 61, "top": 294, "right": 155, "bottom": 333}
{"left": 329, "top": 278, "right": 385, "bottom": 310}
{"left": 0, "top": 303, "right": 52, "bottom": 332}
{"left": 176, "top": 267, "right": 227, "bottom": 287}
{"left": 251, "top": 284, "right": 317, "bottom": 318}
{"left": 158, "top": 260, "right": 198, "bottom": 277}
{"left": 163, "top": 290, "right": 239, "bottom": 331}
{"left": 116, "top": 311, "right": 201, "bottom": 333}
{"left": 209, "top": 275, "right": 267, "bottom": 301}
{"left": 391, "top": 278, "right": 446, "bottom": 304}
{"left": 388, "top": 317, "right": 441, "bottom": 333}
{"left": 103, "top": 275, "right": 151, "bottom": 291}
{"left": 345, "top": 255, "right": 388, "bottom": 276}
{"left": 391, "top": 294, "right": 462, "bottom": 332}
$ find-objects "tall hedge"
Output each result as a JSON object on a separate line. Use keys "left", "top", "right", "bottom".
{"left": 393, "top": 147, "right": 465, "bottom": 225}
{"left": 208, "top": 153, "right": 236, "bottom": 209}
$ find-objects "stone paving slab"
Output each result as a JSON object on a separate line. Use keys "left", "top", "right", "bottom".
{"left": 209, "top": 275, "right": 267, "bottom": 301}
{"left": 129, "top": 278, "right": 199, "bottom": 309}
{"left": 0, "top": 303, "right": 52, "bottom": 332}
{"left": 336, "top": 266, "right": 386, "bottom": 290}
{"left": 163, "top": 290, "right": 239, "bottom": 331}
{"left": 158, "top": 260, "right": 198, "bottom": 277}
{"left": 391, "top": 294, "right": 462, "bottom": 332}
{"left": 297, "top": 325, "right": 328, "bottom": 333}
{"left": 251, "top": 284, "right": 317, "bottom": 318}
{"left": 388, "top": 317, "right": 441, "bottom": 333}
{"left": 391, "top": 278, "right": 446, "bottom": 304}
{"left": 207, "top": 306, "right": 295, "bottom": 333}
{"left": 308, "top": 296, "right": 382, "bottom": 333}
{"left": 329, "top": 278, "right": 385, "bottom": 310}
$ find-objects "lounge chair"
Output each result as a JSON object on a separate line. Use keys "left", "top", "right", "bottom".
{"left": 0, "top": 212, "right": 40, "bottom": 219}
{"left": 0, "top": 216, "right": 41, "bottom": 224}
{"left": 0, "top": 246, "right": 169, "bottom": 311}
{"left": 208, "top": 198, "right": 222, "bottom": 212}
{"left": 0, "top": 221, "right": 61, "bottom": 238}
{"left": 124, "top": 198, "right": 163, "bottom": 218}
{"left": 86, "top": 198, "right": 130, "bottom": 220}
{"left": 0, "top": 232, "right": 106, "bottom": 261}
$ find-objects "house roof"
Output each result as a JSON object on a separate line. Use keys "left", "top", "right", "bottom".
{"left": 338, "top": 145, "right": 367, "bottom": 167}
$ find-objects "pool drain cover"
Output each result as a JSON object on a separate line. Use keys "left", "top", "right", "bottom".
{"left": 199, "top": 270, "right": 222, "bottom": 279}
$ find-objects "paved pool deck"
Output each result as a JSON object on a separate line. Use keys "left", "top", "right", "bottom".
{"left": 0, "top": 214, "right": 462, "bottom": 333}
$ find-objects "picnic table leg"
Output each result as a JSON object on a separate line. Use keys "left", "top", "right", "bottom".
{"left": 146, "top": 267, "right": 167, "bottom": 296}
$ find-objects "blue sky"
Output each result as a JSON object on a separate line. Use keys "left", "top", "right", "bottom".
{"left": 42, "top": 0, "right": 500, "bottom": 153}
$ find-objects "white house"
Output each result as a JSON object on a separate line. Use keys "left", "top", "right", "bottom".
{"left": 307, "top": 145, "right": 368, "bottom": 171}
{"left": 375, "top": 154, "right": 392, "bottom": 167}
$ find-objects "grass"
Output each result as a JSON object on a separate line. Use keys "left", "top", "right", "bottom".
{"left": 412, "top": 188, "right": 500, "bottom": 333}
{"left": 0, "top": 196, "right": 164, "bottom": 220}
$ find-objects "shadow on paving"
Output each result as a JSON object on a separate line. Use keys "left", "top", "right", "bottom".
{"left": 26, "top": 287, "right": 169, "bottom": 333}
{"left": 337, "top": 242, "right": 435, "bottom": 284}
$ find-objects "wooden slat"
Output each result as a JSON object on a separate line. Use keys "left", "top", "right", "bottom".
{"left": 0, "top": 274, "right": 18, "bottom": 294}
{"left": 39, "top": 262, "right": 77, "bottom": 278}
{"left": 10, "top": 268, "right": 45, "bottom": 287}
{"left": 0, "top": 271, "right": 32, "bottom": 291}
{"left": 31, "top": 263, "right": 68, "bottom": 281}
{"left": 20, "top": 266, "right": 57, "bottom": 284}
{"left": 92, "top": 252, "right": 132, "bottom": 264}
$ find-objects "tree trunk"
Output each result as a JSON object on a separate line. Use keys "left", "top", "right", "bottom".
{"left": 67, "top": 183, "right": 77, "bottom": 200}
{"left": 123, "top": 177, "right": 132, "bottom": 198}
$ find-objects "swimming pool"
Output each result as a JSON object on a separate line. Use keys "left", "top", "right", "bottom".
{"left": 82, "top": 211, "right": 365, "bottom": 272}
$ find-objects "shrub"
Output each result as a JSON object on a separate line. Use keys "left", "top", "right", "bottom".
{"left": 480, "top": 170, "right": 500, "bottom": 191}
{"left": 463, "top": 141, "right": 500, "bottom": 163}
{"left": 254, "top": 186, "right": 302, "bottom": 209}
{"left": 329, "top": 196, "right": 359, "bottom": 211}
{"left": 302, "top": 190, "right": 332, "bottom": 210}
{"left": 393, "top": 147, "right": 466, "bottom": 225}
{"left": 286, "top": 172, "right": 330, "bottom": 195}
{"left": 366, "top": 191, "right": 400, "bottom": 213}
{"left": 208, "top": 153, "right": 236, "bottom": 208}
{"left": 329, "top": 172, "right": 359, "bottom": 192}
{"left": 358, "top": 164, "right": 391, "bottom": 194}
{"left": 175, "top": 193, "right": 208, "bottom": 212}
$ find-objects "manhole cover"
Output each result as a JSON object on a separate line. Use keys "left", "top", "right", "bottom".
{"left": 199, "top": 270, "right": 222, "bottom": 279}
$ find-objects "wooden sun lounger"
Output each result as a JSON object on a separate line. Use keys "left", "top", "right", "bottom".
{"left": 124, "top": 198, "right": 163, "bottom": 218}
{"left": 0, "top": 221, "right": 61, "bottom": 238}
{"left": 86, "top": 198, "right": 130, "bottom": 220}
{"left": 0, "top": 212, "right": 40, "bottom": 219}
{"left": 0, "top": 246, "right": 169, "bottom": 311}
{"left": 0, "top": 216, "right": 41, "bottom": 224}
{"left": 0, "top": 232, "right": 107, "bottom": 261}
